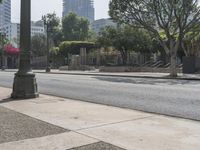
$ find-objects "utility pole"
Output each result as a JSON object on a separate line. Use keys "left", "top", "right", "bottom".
{"left": 12, "top": 0, "right": 39, "bottom": 99}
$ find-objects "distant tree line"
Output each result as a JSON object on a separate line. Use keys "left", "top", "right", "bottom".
{"left": 32, "top": 12, "right": 93, "bottom": 58}
{"left": 30, "top": 0, "right": 200, "bottom": 77}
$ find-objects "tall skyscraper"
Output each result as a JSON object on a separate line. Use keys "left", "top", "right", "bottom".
{"left": 63, "top": 0, "right": 95, "bottom": 22}
{"left": 0, "top": 0, "right": 11, "bottom": 27}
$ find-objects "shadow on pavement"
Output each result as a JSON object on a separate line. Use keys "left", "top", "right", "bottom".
{"left": 0, "top": 98, "right": 29, "bottom": 104}
{"left": 93, "top": 76, "right": 200, "bottom": 85}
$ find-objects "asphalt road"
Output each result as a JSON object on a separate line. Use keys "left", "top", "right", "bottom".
{"left": 0, "top": 71, "right": 200, "bottom": 121}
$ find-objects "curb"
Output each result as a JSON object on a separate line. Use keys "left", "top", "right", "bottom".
{"left": 1, "top": 70, "right": 200, "bottom": 81}
{"left": 34, "top": 71, "right": 200, "bottom": 81}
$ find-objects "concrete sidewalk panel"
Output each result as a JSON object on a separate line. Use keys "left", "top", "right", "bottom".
{"left": 0, "top": 132, "right": 98, "bottom": 150}
{"left": 0, "top": 87, "right": 10, "bottom": 99}
{"left": 0, "top": 94, "right": 152, "bottom": 130}
{"left": 0, "top": 106, "right": 67, "bottom": 144}
{"left": 69, "top": 141, "right": 125, "bottom": 150}
{"left": 78, "top": 116, "right": 200, "bottom": 150}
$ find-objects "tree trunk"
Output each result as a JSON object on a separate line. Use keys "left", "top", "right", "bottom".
{"left": 170, "top": 50, "right": 177, "bottom": 77}
{"left": 120, "top": 50, "right": 128, "bottom": 66}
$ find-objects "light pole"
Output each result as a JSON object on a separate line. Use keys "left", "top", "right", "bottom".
{"left": 0, "top": 33, "right": 5, "bottom": 70}
{"left": 42, "top": 16, "right": 51, "bottom": 73}
{"left": 46, "top": 23, "right": 51, "bottom": 73}
{"left": 12, "top": 0, "right": 39, "bottom": 99}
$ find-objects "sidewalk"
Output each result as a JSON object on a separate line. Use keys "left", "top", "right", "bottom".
{"left": 0, "top": 87, "right": 200, "bottom": 150}
{"left": 3, "top": 69, "right": 200, "bottom": 81}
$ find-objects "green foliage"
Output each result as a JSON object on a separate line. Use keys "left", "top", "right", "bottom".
{"left": 109, "top": 0, "right": 200, "bottom": 47}
{"left": 87, "top": 30, "right": 97, "bottom": 42}
{"left": 97, "top": 25, "right": 154, "bottom": 64}
{"left": 182, "top": 30, "right": 200, "bottom": 56}
{"left": 31, "top": 34, "right": 46, "bottom": 57}
{"left": 42, "top": 13, "right": 60, "bottom": 32}
{"left": 42, "top": 13, "right": 61, "bottom": 46}
{"left": 0, "top": 32, "right": 9, "bottom": 56}
{"left": 62, "top": 12, "right": 89, "bottom": 41}
{"left": 50, "top": 47, "right": 60, "bottom": 55}
{"left": 59, "top": 41, "right": 95, "bottom": 56}
{"left": 52, "top": 27, "right": 63, "bottom": 47}
{"left": 109, "top": 0, "right": 200, "bottom": 76}
{"left": 109, "top": 0, "right": 200, "bottom": 41}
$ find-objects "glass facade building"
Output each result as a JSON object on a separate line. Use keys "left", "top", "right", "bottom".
{"left": 0, "top": 0, "right": 11, "bottom": 27}
{"left": 63, "top": 0, "right": 94, "bottom": 22}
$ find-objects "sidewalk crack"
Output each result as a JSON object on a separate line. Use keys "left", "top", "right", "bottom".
{"left": 76, "top": 115, "right": 154, "bottom": 131}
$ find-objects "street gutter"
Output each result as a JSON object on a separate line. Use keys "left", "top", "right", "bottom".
{"left": 1, "top": 70, "right": 200, "bottom": 81}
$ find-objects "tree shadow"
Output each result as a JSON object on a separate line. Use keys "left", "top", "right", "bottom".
{"left": 93, "top": 76, "right": 200, "bottom": 86}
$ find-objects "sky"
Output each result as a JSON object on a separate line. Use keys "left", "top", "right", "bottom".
{"left": 11, "top": 0, "right": 110, "bottom": 23}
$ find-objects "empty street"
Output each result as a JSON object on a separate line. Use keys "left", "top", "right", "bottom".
{"left": 0, "top": 71, "right": 200, "bottom": 121}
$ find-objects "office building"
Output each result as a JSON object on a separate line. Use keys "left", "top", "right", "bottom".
{"left": 63, "top": 0, "right": 95, "bottom": 22}
{"left": 91, "top": 18, "right": 117, "bottom": 34}
{"left": 0, "top": 0, "right": 11, "bottom": 27}
{"left": 0, "top": 21, "right": 45, "bottom": 48}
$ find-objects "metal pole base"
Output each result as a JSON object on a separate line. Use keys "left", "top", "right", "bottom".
{"left": 11, "top": 72, "right": 39, "bottom": 99}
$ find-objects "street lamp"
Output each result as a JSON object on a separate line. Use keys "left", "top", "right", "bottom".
{"left": 42, "top": 16, "right": 51, "bottom": 73}
{"left": 12, "top": 0, "right": 39, "bottom": 99}
{"left": 0, "top": 33, "right": 6, "bottom": 70}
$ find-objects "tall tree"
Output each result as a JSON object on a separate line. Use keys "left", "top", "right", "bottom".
{"left": 182, "top": 31, "right": 200, "bottom": 57}
{"left": 31, "top": 34, "right": 47, "bottom": 57}
{"left": 97, "top": 25, "right": 153, "bottom": 65}
{"left": 109, "top": 0, "right": 200, "bottom": 77}
{"left": 42, "top": 13, "right": 60, "bottom": 72}
{"left": 42, "top": 13, "right": 61, "bottom": 46}
{"left": 62, "top": 12, "right": 89, "bottom": 41}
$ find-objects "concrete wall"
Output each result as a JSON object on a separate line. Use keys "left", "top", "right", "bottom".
{"left": 99, "top": 66, "right": 182, "bottom": 73}
{"left": 183, "top": 57, "right": 200, "bottom": 74}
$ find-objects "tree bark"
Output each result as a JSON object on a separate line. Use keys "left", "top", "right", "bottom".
{"left": 120, "top": 49, "right": 128, "bottom": 65}
{"left": 170, "top": 50, "right": 178, "bottom": 77}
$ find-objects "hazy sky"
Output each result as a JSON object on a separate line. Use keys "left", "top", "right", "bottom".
{"left": 11, "top": 0, "right": 110, "bottom": 23}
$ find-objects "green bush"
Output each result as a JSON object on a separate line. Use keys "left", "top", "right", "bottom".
{"left": 59, "top": 41, "right": 96, "bottom": 56}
